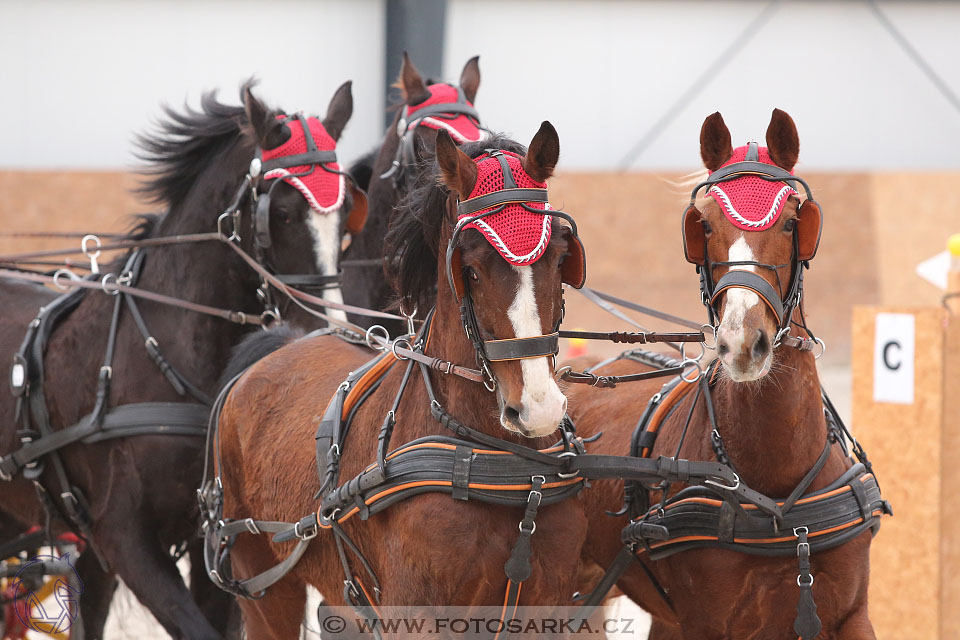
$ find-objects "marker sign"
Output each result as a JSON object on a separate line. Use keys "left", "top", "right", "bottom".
{"left": 873, "top": 313, "right": 914, "bottom": 405}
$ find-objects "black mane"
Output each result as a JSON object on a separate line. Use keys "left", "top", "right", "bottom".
{"left": 136, "top": 91, "right": 248, "bottom": 214}
{"left": 384, "top": 135, "right": 526, "bottom": 310}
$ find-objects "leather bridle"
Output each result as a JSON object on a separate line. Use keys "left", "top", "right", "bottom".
{"left": 682, "top": 142, "right": 824, "bottom": 352}
{"left": 442, "top": 150, "right": 586, "bottom": 390}
{"left": 220, "top": 112, "right": 368, "bottom": 320}
{"left": 380, "top": 86, "right": 485, "bottom": 189}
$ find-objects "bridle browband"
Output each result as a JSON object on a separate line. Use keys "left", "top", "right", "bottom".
{"left": 380, "top": 86, "right": 484, "bottom": 189}
{"left": 686, "top": 142, "right": 822, "bottom": 352}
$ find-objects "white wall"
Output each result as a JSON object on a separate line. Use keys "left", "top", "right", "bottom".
{"left": 444, "top": 0, "right": 960, "bottom": 170}
{"left": 0, "top": 0, "right": 386, "bottom": 169}
{"left": 3, "top": 1, "right": 959, "bottom": 171}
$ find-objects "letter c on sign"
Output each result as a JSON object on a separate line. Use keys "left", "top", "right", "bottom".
{"left": 883, "top": 341, "right": 901, "bottom": 371}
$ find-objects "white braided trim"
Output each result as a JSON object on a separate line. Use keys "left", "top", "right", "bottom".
{"left": 469, "top": 212, "right": 553, "bottom": 265}
{"left": 416, "top": 116, "right": 486, "bottom": 142}
{"left": 263, "top": 169, "right": 346, "bottom": 215}
{"left": 708, "top": 183, "right": 796, "bottom": 229}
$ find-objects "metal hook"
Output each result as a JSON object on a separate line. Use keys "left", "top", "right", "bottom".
{"left": 81, "top": 234, "right": 102, "bottom": 274}
{"left": 52, "top": 268, "right": 80, "bottom": 291}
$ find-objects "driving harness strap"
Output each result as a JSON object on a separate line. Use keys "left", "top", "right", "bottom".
{"left": 577, "top": 351, "right": 891, "bottom": 639}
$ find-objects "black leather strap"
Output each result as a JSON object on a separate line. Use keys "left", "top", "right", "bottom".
{"left": 261, "top": 150, "right": 337, "bottom": 173}
{"left": 457, "top": 188, "right": 549, "bottom": 216}
{"left": 484, "top": 333, "right": 559, "bottom": 361}
{"left": 711, "top": 269, "right": 785, "bottom": 323}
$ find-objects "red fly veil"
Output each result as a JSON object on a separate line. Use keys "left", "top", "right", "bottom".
{"left": 460, "top": 151, "right": 552, "bottom": 265}
{"left": 262, "top": 115, "right": 344, "bottom": 214}
{"left": 707, "top": 143, "right": 797, "bottom": 231}
{"left": 406, "top": 84, "right": 483, "bottom": 143}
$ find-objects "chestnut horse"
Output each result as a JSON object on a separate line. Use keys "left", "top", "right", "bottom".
{"left": 0, "top": 82, "right": 362, "bottom": 638}
{"left": 210, "top": 125, "right": 590, "bottom": 638}
{"left": 568, "top": 110, "right": 885, "bottom": 639}
{"left": 343, "top": 53, "right": 484, "bottom": 336}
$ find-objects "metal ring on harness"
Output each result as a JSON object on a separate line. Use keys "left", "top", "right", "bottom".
{"left": 813, "top": 337, "right": 826, "bottom": 360}
{"left": 391, "top": 337, "right": 412, "bottom": 361}
{"left": 680, "top": 358, "right": 703, "bottom": 383}
{"left": 700, "top": 324, "right": 718, "bottom": 351}
{"left": 260, "top": 309, "right": 281, "bottom": 329}
{"left": 100, "top": 273, "right": 121, "bottom": 296}
{"left": 365, "top": 325, "right": 390, "bottom": 351}
{"left": 217, "top": 210, "right": 240, "bottom": 242}
{"left": 52, "top": 268, "right": 80, "bottom": 291}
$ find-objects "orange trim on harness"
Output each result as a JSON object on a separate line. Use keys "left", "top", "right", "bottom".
{"left": 343, "top": 353, "right": 398, "bottom": 419}
{"left": 640, "top": 508, "right": 885, "bottom": 553}
{"left": 640, "top": 379, "right": 698, "bottom": 457}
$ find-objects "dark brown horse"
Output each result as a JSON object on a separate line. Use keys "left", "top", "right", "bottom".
{"left": 343, "top": 53, "right": 483, "bottom": 335}
{"left": 213, "top": 125, "right": 589, "bottom": 638}
{"left": 568, "top": 110, "right": 881, "bottom": 639}
{"left": 0, "top": 82, "right": 360, "bottom": 638}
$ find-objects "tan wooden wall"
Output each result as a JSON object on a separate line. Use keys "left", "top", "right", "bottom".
{"left": 3, "top": 170, "right": 957, "bottom": 364}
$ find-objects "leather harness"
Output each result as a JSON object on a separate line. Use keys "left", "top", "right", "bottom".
{"left": 576, "top": 354, "right": 891, "bottom": 640}
{"left": 0, "top": 127, "right": 369, "bottom": 566}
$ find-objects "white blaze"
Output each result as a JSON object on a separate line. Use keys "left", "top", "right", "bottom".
{"left": 506, "top": 266, "right": 566, "bottom": 435}
{"left": 717, "top": 235, "right": 760, "bottom": 356}
{"left": 305, "top": 209, "right": 347, "bottom": 323}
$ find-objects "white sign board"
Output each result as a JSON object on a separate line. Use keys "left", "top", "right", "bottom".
{"left": 873, "top": 313, "right": 915, "bottom": 405}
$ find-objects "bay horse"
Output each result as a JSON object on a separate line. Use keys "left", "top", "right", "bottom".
{"left": 343, "top": 53, "right": 484, "bottom": 336}
{"left": 0, "top": 81, "right": 363, "bottom": 638}
{"left": 568, "top": 110, "right": 886, "bottom": 639}
{"left": 209, "top": 124, "right": 591, "bottom": 638}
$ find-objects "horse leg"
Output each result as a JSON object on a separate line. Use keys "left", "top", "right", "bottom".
{"left": 836, "top": 606, "right": 876, "bottom": 640}
{"left": 99, "top": 525, "right": 221, "bottom": 640}
{"left": 647, "top": 617, "right": 683, "bottom": 640}
{"left": 187, "top": 538, "right": 240, "bottom": 636}
{"left": 229, "top": 534, "right": 307, "bottom": 640}
{"left": 73, "top": 550, "right": 118, "bottom": 640}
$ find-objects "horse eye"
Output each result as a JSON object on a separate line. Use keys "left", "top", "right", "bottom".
{"left": 783, "top": 219, "right": 797, "bottom": 232}
{"left": 466, "top": 267, "right": 479, "bottom": 282}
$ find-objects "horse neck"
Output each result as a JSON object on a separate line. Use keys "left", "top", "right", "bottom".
{"left": 416, "top": 293, "right": 505, "bottom": 441}
{"left": 710, "top": 345, "right": 826, "bottom": 496}
{"left": 120, "top": 142, "right": 260, "bottom": 386}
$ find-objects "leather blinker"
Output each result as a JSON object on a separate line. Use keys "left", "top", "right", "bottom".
{"left": 255, "top": 191, "right": 273, "bottom": 249}
{"left": 682, "top": 205, "right": 706, "bottom": 266}
{"left": 561, "top": 227, "right": 587, "bottom": 289}
{"left": 346, "top": 183, "right": 368, "bottom": 235}
{"left": 796, "top": 199, "right": 822, "bottom": 262}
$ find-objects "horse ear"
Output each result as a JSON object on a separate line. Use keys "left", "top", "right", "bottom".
{"left": 400, "top": 51, "right": 430, "bottom": 105}
{"left": 242, "top": 83, "right": 289, "bottom": 150}
{"left": 322, "top": 80, "right": 353, "bottom": 142}
{"left": 524, "top": 121, "right": 560, "bottom": 183}
{"left": 766, "top": 108, "right": 799, "bottom": 172}
{"left": 460, "top": 55, "right": 480, "bottom": 103}
{"left": 700, "top": 112, "right": 733, "bottom": 171}
{"left": 435, "top": 129, "right": 477, "bottom": 201}
{"left": 796, "top": 199, "right": 822, "bottom": 261}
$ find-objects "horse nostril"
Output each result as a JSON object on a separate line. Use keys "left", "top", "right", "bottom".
{"left": 504, "top": 406, "right": 522, "bottom": 425}
{"left": 717, "top": 337, "right": 730, "bottom": 357}
{"left": 752, "top": 329, "right": 770, "bottom": 359}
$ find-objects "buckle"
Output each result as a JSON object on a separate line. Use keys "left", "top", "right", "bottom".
{"left": 295, "top": 520, "right": 318, "bottom": 540}
{"left": 244, "top": 518, "right": 261, "bottom": 535}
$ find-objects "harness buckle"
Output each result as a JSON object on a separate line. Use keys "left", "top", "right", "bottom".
{"left": 704, "top": 471, "right": 740, "bottom": 492}
{"left": 797, "top": 574, "right": 814, "bottom": 587}
{"left": 295, "top": 520, "right": 318, "bottom": 540}
{"left": 244, "top": 518, "right": 261, "bottom": 535}
{"left": 519, "top": 520, "right": 536, "bottom": 535}
{"left": 555, "top": 451, "right": 581, "bottom": 479}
